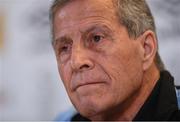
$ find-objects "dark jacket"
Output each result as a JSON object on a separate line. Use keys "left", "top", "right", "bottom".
{"left": 69, "top": 71, "right": 180, "bottom": 121}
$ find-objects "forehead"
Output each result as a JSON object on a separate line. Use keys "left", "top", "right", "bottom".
{"left": 53, "top": 0, "right": 117, "bottom": 29}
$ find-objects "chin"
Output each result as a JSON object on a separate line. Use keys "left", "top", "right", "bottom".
{"left": 73, "top": 94, "right": 118, "bottom": 120}
{"left": 75, "top": 97, "right": 102, "bottom": 116}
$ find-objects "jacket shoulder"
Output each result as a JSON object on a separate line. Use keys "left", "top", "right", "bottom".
{"left": 169, "top": 110, "right": 180, "bottom": 120}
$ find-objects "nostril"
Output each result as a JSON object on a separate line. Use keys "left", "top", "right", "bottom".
{"left": 80, "top": 64, "right": 90, "bottom": 70}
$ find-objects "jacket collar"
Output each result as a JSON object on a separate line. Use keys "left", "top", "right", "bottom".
{"left": 134, "top": 70, "right": 179, "bottom": 120}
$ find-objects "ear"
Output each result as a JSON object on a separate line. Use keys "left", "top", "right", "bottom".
{"left": 139, "top": 30, "right": 158, "bottom": 71}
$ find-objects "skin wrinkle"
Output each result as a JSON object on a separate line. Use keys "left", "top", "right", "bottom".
{"left": 54, "top": 17, "right": 117, "bottom": 42}
{"left": 81, "top": 25, "right": 114, "bottom": 42}
{"left": 53, "top": 0, "right": 160, "bottom": 120}
{"left": 54, "top": 23, "right": 118, "bottom": 63}
{"left": 51, "top": 0, "right": 165, "bottom": 71}
{"left": 53, "top": 0, "right": 117, "bottom": 40}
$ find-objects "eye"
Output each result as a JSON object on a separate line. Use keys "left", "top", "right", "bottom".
{"left": 59, "top": 44, "right": 71, "bottom": 54}
{"left": 61, "top": 46, "right": 68, "bottom": 52}
{"left": 92, "top": 35, "right": 103, "bottom": 43}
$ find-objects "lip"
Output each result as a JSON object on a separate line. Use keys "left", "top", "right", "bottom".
{"left": 72, "top": 81, "right": 106, "bottom": 91}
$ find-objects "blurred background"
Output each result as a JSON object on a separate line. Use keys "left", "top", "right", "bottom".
{"left": 0, "top": 0, "right": 180, "bottom": 121}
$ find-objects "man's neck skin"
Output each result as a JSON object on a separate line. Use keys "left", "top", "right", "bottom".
{"left": 117, "top": 63, "right": 160, "bottom": 120}
{"left": 92, "top": 63, "right": 160, "bottom": 121}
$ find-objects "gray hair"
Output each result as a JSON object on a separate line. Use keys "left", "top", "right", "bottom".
{"left": 50, "top": 0, "right": 165, "bottom": 71}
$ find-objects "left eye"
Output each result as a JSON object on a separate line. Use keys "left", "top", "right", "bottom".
{"left": 92, "top": 35, "right": 103, "bottom": 43}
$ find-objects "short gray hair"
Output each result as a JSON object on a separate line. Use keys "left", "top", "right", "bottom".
{"left": 50, "top": 0, "right": 165, "bottom": 71}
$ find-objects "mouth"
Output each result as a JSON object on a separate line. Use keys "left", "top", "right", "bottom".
{"left": 73, "top": 81, "right": 106, "bottom": 91}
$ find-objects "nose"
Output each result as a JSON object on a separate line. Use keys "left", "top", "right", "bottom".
{"left": 70, "top": 46, "right": 94, "bottom": 72}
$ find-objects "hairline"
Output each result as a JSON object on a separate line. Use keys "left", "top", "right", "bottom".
{"left": 49, "top": 0, "right": 165, "bottom": 71}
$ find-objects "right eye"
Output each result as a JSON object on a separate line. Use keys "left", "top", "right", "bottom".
{"left": 59, "top": 44, "right": 71, "bottom": 54}
{"left": 61, "top": 45, "right": 68, "bottom": 52}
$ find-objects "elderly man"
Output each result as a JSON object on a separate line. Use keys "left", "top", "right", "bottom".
{"left": 50, "top": 0, "right": 180, "bottom": 120}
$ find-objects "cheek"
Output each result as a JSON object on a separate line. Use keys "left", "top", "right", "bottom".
{"left": 57, "top": 60, "right": 72, "bottom": 91}
{"left": 103, "top": 45, "right": 142, "bottom": 77}
{"left": 114, "top": 49, "right": 143, "bottom": 84}
{"left": 98, "top": 44, "right": 143, "bottom": 101}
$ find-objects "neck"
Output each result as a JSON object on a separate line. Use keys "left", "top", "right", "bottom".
{"left": 104, "top": 64, "right": 160, "bottom": 121}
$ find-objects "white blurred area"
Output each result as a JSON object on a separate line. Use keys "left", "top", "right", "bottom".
{"left": 0, "top": 0, "right": 180, "bottom": 121}
{"left": 0, "top": 0, "right": 72, "bottom": 121}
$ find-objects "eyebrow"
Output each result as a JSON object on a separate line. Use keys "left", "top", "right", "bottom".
{"left": 54, "top": 36, "right": 72, "bottom": 45}
{"left": 81, "top": 24, "right": 112, "bottom": 36}
{"left": 54, "top": 24, "right": 112, "bottom": 44}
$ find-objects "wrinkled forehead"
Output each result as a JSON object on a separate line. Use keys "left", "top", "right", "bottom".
{"left": 54, "top": 0, "right": 116, "bottom": 23}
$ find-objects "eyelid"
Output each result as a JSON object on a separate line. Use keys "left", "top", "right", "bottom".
{"left": 55, "top": 36, "right": 72, "bottom": 45}
{"left": 88, "top": 30, "right": 106, "bottom": 39}
{"left": 92, "top": 34, "right": 105, "bottom": 41}
{"left": 57, "top": 41, "right": 72, "bottom": 55}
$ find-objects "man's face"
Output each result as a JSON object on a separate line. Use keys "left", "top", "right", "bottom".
{"left": 53, "top": 0, "right": 144, "bottom": 119}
